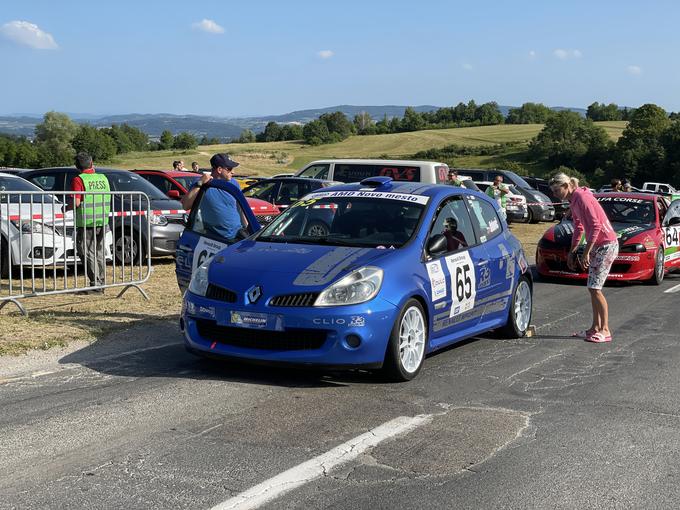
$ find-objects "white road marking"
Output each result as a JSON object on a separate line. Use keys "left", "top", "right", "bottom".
{"left": 664, "top": 283, "right": 680, "bottom": 294}
{"left": 211, "top": 414, "right": 432, "bottom": 510}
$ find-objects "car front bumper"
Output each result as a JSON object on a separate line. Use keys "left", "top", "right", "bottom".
{"left": 536, "top": 248, "right": 657, "bottom": 282}
{"left": 181, "top": 291, "right": 400, "bottom": 367}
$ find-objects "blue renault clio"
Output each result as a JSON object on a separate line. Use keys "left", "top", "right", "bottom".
{"left": 176, "top": 177, "right": 532, "bottom": 381}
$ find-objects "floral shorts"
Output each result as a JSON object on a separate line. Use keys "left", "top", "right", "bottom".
{"left": 587, "top": 242, "right": 619, "bottom": 290}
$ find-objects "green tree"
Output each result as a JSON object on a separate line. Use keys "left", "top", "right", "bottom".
{"left": 159, "top": 130, "right": 174, "bottom": 150}
{"left": 319, "top": 112, "right": 354, "bottom": 139}
{"left": 475, "top": 102, "right": 505, "bottom": 125}
{"left": 280, "top": 124, "right": 303, "bottom": 140}
{"left": 506, "top": 103, "right": 553, "bottom": 124}
{"left": 660, "top": 120, "right": 680, "bottom": 183}
{"left": 172, "top": 132, "right": 198, "bottom": 150}
{"left": 34, "top": 111, "right": 78, "bottom": 167}
{"left": 400, "top": 107, "right": 425, "bottom": 132}
{"left": 238, "top": 129, "right": 256, "bottom": 143}
{"left": 262, "top": 121, "right": 283, "bottom": 142}
{"left": 302, "top": 119, "right": 330, "bottom": 145}
{"left": 353, "top": 112, "right": 375, "bottom": 135}
{"left": 72, "top": 125, "right": 117, "bottom": 162}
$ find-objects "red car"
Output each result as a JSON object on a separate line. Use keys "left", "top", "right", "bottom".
{"left": 132, "top": 169, "right": 281, "bottom": 225}
{"left": 536, "top": 193, "right": 680, "bottom": 285}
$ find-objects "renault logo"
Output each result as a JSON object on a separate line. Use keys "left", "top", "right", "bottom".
{"left": 247, "top": 285, "right": 262, "bottom": 304}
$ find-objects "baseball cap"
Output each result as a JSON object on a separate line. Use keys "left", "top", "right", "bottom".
{"left": 210, "top": 153, "right": 240, "bottom": 170}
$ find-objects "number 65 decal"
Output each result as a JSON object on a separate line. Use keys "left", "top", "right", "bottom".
{"left": 445, "top": 251, "right": 477, "bottom": 318}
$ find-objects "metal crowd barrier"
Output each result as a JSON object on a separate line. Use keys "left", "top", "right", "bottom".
{"left": 0, "top": 191, "right": 152, "bottom": 316}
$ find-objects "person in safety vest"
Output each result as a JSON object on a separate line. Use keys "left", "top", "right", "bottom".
{"left": 486, "top": 174, "right": 510, "bottom": 220}
{"left": 69, "top": 152, "right": 111, "bottom": 293}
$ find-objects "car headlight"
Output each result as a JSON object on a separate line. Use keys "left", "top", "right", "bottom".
{"left": 188, "top": 262, "right": 210, "bottom": 297}
{"left": 314, "top": 266, "right": 383, "bottom": 307}
{"left": 149, "top": 214, "right": 168, "bottom": 226}
{"left": 10, "top": 220, "right": 54, "bottom": 235}
{"left": 619, "top": 243, "right": 646, "bottom": 253}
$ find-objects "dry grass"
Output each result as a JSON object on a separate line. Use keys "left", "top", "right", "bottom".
{"left": 0, "top": 222, "right": 553, "bottom": 356}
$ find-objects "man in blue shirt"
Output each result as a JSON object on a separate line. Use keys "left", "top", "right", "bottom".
{"left": 181, "top": 153, "right": 244, "bottom": 241}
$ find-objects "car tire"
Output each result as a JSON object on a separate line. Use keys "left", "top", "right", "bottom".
{"left": 382, "top": 299, "right": 428, "bottom": 382}
{"left": 498, "top": 275, "right": 533, "bottom": 338}
{"left": 527, "top": 208, "right": 537, "bottom": 224}
{"left": 647, "top": 247, "right": 665, "bottom": 286}
{"left": 304, "top": 221, "right": 329, "bottom": 237}
{"left": 114, "top": 231, "right": 144, "bottom": 265}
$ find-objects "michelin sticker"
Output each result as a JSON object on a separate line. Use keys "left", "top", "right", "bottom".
{"left": 445, "top": 251, "right": 476, "bottom": 317}
{"left": 193, "top": 237, "right": 228, "bottom": 273}
{"left": 426, "top": 260, "right": 447, "bottom": 301}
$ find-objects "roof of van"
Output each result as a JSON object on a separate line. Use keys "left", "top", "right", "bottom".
{"left": 303, "top": 159, "right": 447, "bottom": 166}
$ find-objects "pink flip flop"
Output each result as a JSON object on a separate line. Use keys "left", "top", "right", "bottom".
{"left": 585, "top": 332, "right": 612, "bottom": 343}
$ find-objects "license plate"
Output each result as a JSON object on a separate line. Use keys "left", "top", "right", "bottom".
{"left": 224, "top": 310, "right": 284, "bottom": 331}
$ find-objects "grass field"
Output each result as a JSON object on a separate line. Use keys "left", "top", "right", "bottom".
{"left": 0, "top": 223, "right": 551, "bottom": 356}
{"left": 111, "top": 122, "right": 627, "bottom": 178}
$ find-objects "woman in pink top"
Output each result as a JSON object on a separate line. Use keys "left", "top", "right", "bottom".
{"left": 550, "top": 173, "right": 619, "bottom": 343}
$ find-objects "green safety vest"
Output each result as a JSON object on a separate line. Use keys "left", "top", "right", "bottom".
{"left": 76, "top": 172, "right": 111, "bottom": 227}
{"left": 486, "top": 184, "right": 508, "bottom": 208}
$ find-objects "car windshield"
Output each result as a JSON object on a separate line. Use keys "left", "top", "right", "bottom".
{"left": 174, "top": 175, "right": 200, "bottom": 191}
{"left": 103, "top": 171, "right": 168, "bottom": 199}
{"left": 256, "top": 194, "right": 426, "bottom": 248}
{"left": 0, "top": 175, "right": 57, "bottom": 203}
{"left": 597, "top": 197, "right": 655, "bottom": 225}
{"left": 461, "top": 180, "right": 480, "bottom": 192}
{"left": 505, "top": 171, "right": 533, "bottom": 190}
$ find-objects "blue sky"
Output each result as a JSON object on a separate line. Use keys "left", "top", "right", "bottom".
{"left": 1, "top": 0, "right": 678, "bottom": 117}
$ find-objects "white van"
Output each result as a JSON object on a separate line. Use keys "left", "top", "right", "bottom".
{"left": 295, "top": 159, "right": 451, "bottom": 184}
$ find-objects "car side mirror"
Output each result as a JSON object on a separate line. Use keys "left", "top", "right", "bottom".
{"left": 427, "top": 234, "right": 448, "bottom": 256}
{"left": 667, "top": 216, "right": 680, "bottom": 227}
{"left": 167, "top": 190, "right": 181, "bottom": 199}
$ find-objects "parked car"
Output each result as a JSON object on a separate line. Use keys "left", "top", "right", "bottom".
{"left": 132, "top": 169, "right": 281, "bottom": 225}
{"left": 536, "top": 193, "right": 680, "bottom": 285}
{"left": 177, "top": 176, "right": 533, "bottom": 380}
{"left": 242, "top": 177, "right": 340, "bottom": 212}
{"left": 1, "top": 172, "right": 73, "bottom": 277}
{"left": 642, "top": 182, "right": 677, "bottom": 195}
{"left": 295, "top": 159, "right": 451, "bottom": 184}
{"left": 456, "top": 169, "right": 555, "bottom": 222}
{"left": 475, "top": 182, "right": 529, "bottom": 223}
{"left": 21, "top": 168, "right": 185, "bottom": 262}
{"left": 522, "top": 176, "right": 569, "bottom": 220}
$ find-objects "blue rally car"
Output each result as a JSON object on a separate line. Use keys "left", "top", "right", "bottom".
{"left": 176, "top": 176, "right": 533, "bottom": 381}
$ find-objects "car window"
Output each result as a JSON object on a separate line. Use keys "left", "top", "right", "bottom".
{"left": 277, "top": 181, "right": 307, "bottom": 206}
{"left": 173, "top": 175, "right": 200, "bottom": 192}
{"left": 188, "top": 187, "right": 251, "bottom": 240}
{"left": 597, "top": 197, "right": 655, "bottom": 225}
{"left": 103, "top": 172, "right": 168, "bottom": 199}
{"left": 145, "top": 174, "right": 172, "bottom": 194}
{"left": 332, "top": 164, "right": 421, "bottom": 183}
{"left": 298, "top": 164, "right": 330, "bottom": 180}
{"left": 657, "top": 198, "right": 667, "bottom": 221}
{"left": 466, "top": 196, "right": 502, "bottom": 242}
{"left": 0, "top": 176, "right": 57, "bottom": 203}
{"left": 243, "top": 181, "right": 278, "bottom": 203}
{"left": 434, "top": 165, "right": 449, "bottom": 184}
{"left": 258, "top": 196, "right": 425, "bottom": 248}
{"left": 429, "top": 197, "right": 477, "bottom": 253}
{"left": 28, "top": 173, "right": 64, "bottom": 192}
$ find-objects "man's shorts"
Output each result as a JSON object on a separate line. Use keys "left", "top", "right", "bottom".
{"left": 587, "top": 242, "right": 619, "bottom": 290}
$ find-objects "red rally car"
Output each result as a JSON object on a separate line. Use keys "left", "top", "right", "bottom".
{"left": 536, "top": 193, "right": 680, "bottom": 285}
{"left": 132, "top": 169, "right": 281, "bottom": 225}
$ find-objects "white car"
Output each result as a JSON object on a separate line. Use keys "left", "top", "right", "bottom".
{"left": 0, "top": 173, "right": 112, "bottom": 277}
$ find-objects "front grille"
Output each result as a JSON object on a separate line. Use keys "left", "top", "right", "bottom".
{"left": 206, "top": 284, "right": 237, "bottom": 302}
{"left": 610, "top": 263, "right": 632, "bottom": 273}
{"left": 270, "top": 292, "right": 319, "bottom": 307}
{"left": 167, "top": 216, "right": 185, "bottom": 224}
{"left": 195, "top": 319, "right": 326, "bottom": 351}
{"left": 545, "top": 259, "right": 574, "bottom": 272}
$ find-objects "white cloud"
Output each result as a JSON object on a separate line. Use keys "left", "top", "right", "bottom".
{"left": 0, "top": 20, "right": 58, "bottom": 50}
{"left": 553, "top": 48, "right": 582, "bottom": 60}
{"left": 528, "top": 50, "right": 536, "bottom": 59}
{"left": 627, "top": 65, "right": 642, "bottom": 75}
{"left": 192, "top": 19, "right": 224, "bottom": 34}
{"left": 462, "top": 63, "right": 473, "bottom": 71}
{"left": 317, "top": 50, "right": 334, "bottom": 59}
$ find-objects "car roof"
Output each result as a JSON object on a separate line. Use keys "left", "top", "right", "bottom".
{"left": 256, "top": 177, "right": 336, "bottom": 184}
{"left": 0, "top": 172, "right": 22, "bottom": 178}
{"left": 132, "top": 169, "right": 200, "bottom": 178}
{"left": 305, "top": 159, "right": 447, "bottom": 166}
{"left": 27, "top": 166, "right": 133, "bottom": 174}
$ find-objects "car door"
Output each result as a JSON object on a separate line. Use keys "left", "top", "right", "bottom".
{"left": 662, "top": 198, "right": 680, "bottom": 269}
{"left": 465, "top": 195, "right": 515, "bottom": 327}
{"left": 175, "top": 182, "right": 261, "bottom": 292}
{"left": 424, "top": 195, "right": 488, "bottom": 348}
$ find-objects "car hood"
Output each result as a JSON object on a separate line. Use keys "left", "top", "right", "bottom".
{"left": 544, "top": 220, "right": 656, "bottom": 247}
{"left": 246, "top": 197, "right": 280, "bottom": 214}
{"left": 209, "top": 240, "right": 393, "bottom": 289}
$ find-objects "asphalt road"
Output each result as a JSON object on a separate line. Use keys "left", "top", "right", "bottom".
{"left": 2, "top": 272, "right": 680, "bottom": 509}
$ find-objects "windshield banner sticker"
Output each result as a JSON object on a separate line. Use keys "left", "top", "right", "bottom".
{"left": 302, "top": 190, "right": 430, "bottom": 205}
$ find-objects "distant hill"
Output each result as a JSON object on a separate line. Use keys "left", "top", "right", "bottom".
{"left": 0, "top": 104, "right": 589, "bottom": 139}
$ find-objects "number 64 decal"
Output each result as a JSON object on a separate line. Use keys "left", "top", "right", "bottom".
{"left": 444, "top": 251, "right": 477, "bottom": 318}
{"left": 665, "top": 227, "right": 680, "bottom": 248}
